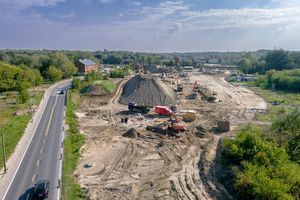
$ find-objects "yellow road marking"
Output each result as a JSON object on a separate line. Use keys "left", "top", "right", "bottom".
{"left": 45, "top": 95, "right": 58, "bottom": 136}
{"left": 40, "top": 148, "right": 43, "bottom": 154}
{"left": 36, "top": 160, "right": 40, "bottom": 166}
{"left": 32, "top": 174, "right": 36, "bottom": 182}
{"left": 43, "top": 138, "right": 46, "bottom": 144}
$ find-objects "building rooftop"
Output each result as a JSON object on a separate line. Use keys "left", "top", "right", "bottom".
{"left": 78, "top": 59, "right": 96, "bottom": 66}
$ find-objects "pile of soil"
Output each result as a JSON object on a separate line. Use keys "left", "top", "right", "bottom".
{"left": 82, "top": 84, "right": 107, "bottom": 96}
{"left": 120, "top": 75, "right": 175, "bottom": 106}
{"left": 123, "top": 128, "right": 139, "bottom": 138}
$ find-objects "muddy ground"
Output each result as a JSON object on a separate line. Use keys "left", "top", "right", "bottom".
{"left": 75, "top": 72, "right": 267, "bottom": 200}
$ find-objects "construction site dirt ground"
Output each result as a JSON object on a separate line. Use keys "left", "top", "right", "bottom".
{"left": 75, "top": 72, "right": 267, "bottom": 200}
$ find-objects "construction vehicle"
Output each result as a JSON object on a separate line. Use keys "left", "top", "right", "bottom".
{"left": 175, "top": 84, "right": 183, "bottom": 92}
{"left": 183, "top": 113, "right": 196, "bottom": 122}
{"left": 155, "top": 106, "right": 173, "bottom": 116}
{"left": 128, "top": 102, "right": 151, "bottom": 114}
{"left": 168, "top": 114, "right": 186, "bottom": 132}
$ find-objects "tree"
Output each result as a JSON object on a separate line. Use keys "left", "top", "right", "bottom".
{"left": 71, "top": 78, "right": 81, "bottom": 89}
{"left": 0, "top": 51, "right": 10, "bottom": 63}
{"left": 51, "top": 52, "right": 77, "bottom": 78}
{"left": 265, "top": 49, "right": 292, "bottom": 71}
{"left": 46, "top": 66, "right": 63, "bottom": 82}
{"left": 175, "top": 56, "right": 180, "bottom": 66}
{"left": 287, "top": 134, "right": 300, "bottom": 164}
{"left": 0, "top": 62, "right": 21, "bottom": 92}
{"left": 18, "top": 87, "right": 29, "bottom": 104}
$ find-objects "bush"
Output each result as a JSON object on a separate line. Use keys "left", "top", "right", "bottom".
{"left": 71, "top": 78, "right": 81, "bottom": 89}
{"left": 257, "top": 69, "right": 300, "bottom": 92}
{"left": 85, "top": 71, "right": 103, "bottom": 82}
{"left": 18, "top": 88, "right": 29, "bottom": 104}
{"left": 221, "top": 125, "right": 300, "bottom": 200}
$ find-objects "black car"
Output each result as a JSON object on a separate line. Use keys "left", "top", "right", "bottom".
{"left": 57, "top": 90, "right": 65, "bottom": 95}
{"left": 33, "top": 180, "right": 50, "bottom": 199}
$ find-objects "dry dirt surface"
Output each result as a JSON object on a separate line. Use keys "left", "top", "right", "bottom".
{"left": 75, "top": 73, "right": 267, "bottom": 200}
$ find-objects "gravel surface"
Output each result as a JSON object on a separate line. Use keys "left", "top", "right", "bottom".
{"left": 120, "top": 75, "right": 176, "bottom": 106}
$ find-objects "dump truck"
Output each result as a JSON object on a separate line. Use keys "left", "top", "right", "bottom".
{"left": 128, "top": 102, "right": 151, "bottom": 114}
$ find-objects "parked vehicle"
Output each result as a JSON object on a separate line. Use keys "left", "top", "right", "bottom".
{"left": 155, "top": 106, "right": 173, "bottom": 116}
{"left": 128, "top": 102, "right": 151, "bottom": 114}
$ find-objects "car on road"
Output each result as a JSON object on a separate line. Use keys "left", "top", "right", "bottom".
{"left": 33, "top": 180, "right": 50, "bottom": 199}
{"left": 56, "top": 90, "right": 65, "bottom": 95}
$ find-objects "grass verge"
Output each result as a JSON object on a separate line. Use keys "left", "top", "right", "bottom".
{"left": 62, "top": 90, "right": 85, "bottom": 200}
{"left": 0, "top": 90, "right": 44, "bottom": 169}
{"left": 244, "top": 85, "right": 300, "bottom": 122}
{"left": 98, "top": 80, "right": 116, "bottom": 94}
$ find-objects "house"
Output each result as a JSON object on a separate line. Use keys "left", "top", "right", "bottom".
{"left": 75, "top": 59, "right": 98, "bottom": 75}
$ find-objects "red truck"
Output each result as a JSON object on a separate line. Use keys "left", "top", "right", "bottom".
{"left": 155, "top": 106, "right": 173, "bottom": 116}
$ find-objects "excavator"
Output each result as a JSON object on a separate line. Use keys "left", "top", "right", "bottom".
{"left": 168, "top": 114, "right": 186, "bottom": 132}
{"left": 146, "top": 113, "right": 186, "bottom": 137}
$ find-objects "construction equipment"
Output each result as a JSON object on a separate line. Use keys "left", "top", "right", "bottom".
{"left": 175, "top": 84, "right": 183, "bottom": 92}
{"left": 155, "top": 106, "right": 173, "bottom": 116}
{"left": 182, "top": 113, "right": 196, "bottom": 122}
{"left": 128, "top": 102, "right": 151, "bottom": 114}
{"left": 169, "top": 114, "right": 186, "bottom": 132}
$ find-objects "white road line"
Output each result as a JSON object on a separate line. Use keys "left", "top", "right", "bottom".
{"left": 57, "top": 105, "right": 66, "bottom": 200}
{"left": 2, "top": 89, "right": 52, "bottom": 199}
{"left": 2, "top": 81, "right": 70, "bottom": 200}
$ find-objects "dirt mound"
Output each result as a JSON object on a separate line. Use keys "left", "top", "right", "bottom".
{"left": 120, "top": 75, "right": 175, "bottom": 106}
{"left": 81, "top": 84, "right": 107, "bottom": 96}
{"left": 123, "top": 128, "right": 139, "bottom": 138}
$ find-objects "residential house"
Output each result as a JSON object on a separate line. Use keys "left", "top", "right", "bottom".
{"left": 75, "top": 59, "right": 98, "bottom": 75}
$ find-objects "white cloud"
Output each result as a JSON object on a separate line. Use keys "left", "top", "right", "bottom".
{"left": 0, "top": 0, "right": 66, "bottom": 9}
{"left": 97, "top": 0, "right": 117, "bottom": 4}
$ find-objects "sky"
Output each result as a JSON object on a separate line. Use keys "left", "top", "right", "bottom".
{"left": 1, "top": 0, "right": 300, "bottom": 52}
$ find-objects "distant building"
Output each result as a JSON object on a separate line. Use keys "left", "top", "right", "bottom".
{"left": 183, "top": 66, "right": 194, "bottom": 71}
{"left": 75, "top": 59, "right": 98, "bottom": 75}
{"left": 208, "top": 58, "right": 220, "bottom": 64}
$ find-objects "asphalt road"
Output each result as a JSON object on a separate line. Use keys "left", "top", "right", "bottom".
{"left": 4, "top": 82, "right": 70, "bottom": 200}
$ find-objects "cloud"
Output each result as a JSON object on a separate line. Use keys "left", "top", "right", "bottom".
{"left": 97, "top": 0, "right": 117, "bottom": 4}
{"left": 0, "top": 0, "right": 66, "bottom": 9}
{"left": 168, "top": 22, "right": 182, "bottom": 33}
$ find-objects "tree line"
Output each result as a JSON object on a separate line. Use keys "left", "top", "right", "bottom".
{"left": 238, "top": 49, "right": 300, "bottom": 74}
{"left": 220, "top": 109, "right": 300, "bottom": 200}
{"left": 256, "top": 69, "right": 300, "bottom": 92}
{"left": 0, "top": 51, "right": 79, "bottom": 103}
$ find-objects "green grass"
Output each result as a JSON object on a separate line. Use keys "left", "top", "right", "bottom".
{"left": 243, "top": 85, "right": 300, "bottom": 122}
{"left": 80, "top": 80, "right": 116, "bottom": 95}
{"left": 62, "top": 91, "right": 85, "bottom": 200}
{"left": 98, "top": 80, "right": 116, "bottom": 94}
{"left": 0, "top": 90, "right": 44, "bottom": 169}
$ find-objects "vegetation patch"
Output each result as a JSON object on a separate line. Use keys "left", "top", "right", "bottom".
{"left": 0, "top": 90, "right": 44, "bottom": 169}
{"left": 80, "top": 80, "right": 116, "bottom": 96}
{"left": 219, "top": 125, "right": 300, "bottom": 200}
{"left": 62, "top": 91, "right": 85, "bottom": 200}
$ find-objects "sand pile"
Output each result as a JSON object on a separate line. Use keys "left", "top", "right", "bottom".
{"left": 120, "top": 75, "right": 175, "bottom": 106}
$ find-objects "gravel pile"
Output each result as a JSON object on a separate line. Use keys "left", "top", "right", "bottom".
{"left": 120, "top": 75, "right": 176, "bottom": 106}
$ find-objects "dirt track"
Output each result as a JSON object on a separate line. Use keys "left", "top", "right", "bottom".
{"left": 75, "top": 73, "right": 267, "bottom": 200}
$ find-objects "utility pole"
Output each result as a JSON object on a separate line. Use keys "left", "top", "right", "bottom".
{"left": 2, "top": 128, "right": 7, "bottom": 174}
{"left": 30, "top": 98, "right": 33, "bottom": 122}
